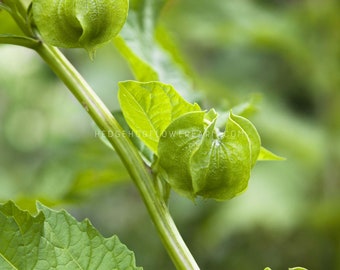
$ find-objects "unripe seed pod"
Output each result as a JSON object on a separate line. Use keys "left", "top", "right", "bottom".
{"left": 157, "top": 111, "right": 261, "bottom": 201}
{"left": 32, "top": 0, "right": 128, "bottom": 57}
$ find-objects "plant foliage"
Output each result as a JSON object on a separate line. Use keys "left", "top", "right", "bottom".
{"left": 0, "top": 0, "right": 299, "bottom": 268}
{"left": 0, "top": 201, "right": 141, "bottom": 269}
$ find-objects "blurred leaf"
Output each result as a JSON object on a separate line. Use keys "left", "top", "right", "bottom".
{"left": 0, "top": 7, "right": 23, "bottom": 35}
{"left": 1, "top": 0, "right": 27, "bottom": 18}
{"left": 265, "top": 266, "right": 308, "bottom": 270}
{"left": 0, "top": 139, "right": 131, "bottom": 210}
{"left": 258, "top": 146, "right": 286, "bottom": 161}
{"left": 66, "top": 168, "right": 128, "bottom": 200}
{"left": 1, "top": 0, "right": 30, "bottom": 37}
{"left": 114, "top": 0, "right": 196, "bottom": 99}
{"left": 0, "top": 201, "right": 142, "bottom": 269}
{"left": 214, "top": 94, "right": 262, "bottom": 131}
{"left": 64, "top": 144, "right": 131, "bottom": 201}
{"left": 113, "top": 0, "right": 166, "bottom": 81}
{"left": 230, "top": 93, "right": 262, "bottom": 118}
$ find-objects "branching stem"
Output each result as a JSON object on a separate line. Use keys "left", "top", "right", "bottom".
{"left": 0, "top": 35, "right": 40, "bottom": 48}
{"left": 1, "top": 1, "right": 200, "bottom": 267}
{"left": 35, "top": 43, "right": 200, "bottom": 270}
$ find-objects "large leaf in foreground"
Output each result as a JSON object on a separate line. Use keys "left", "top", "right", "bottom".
{"left": 0, "top": 201, "right": 141, "bottom": 269}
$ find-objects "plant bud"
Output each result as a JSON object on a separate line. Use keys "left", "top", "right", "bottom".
{"left": 157, "top": 111, "right": 261, "bottom": 201}
{"left": 32, "top": 0, "right": 128, "bottom": 57}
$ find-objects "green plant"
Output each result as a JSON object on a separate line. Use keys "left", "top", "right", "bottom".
{"left": 0, "top": 0, "right": 305, "bottom": 269}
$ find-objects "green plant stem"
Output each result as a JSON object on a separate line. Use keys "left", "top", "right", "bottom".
{"left": 0, "top": 35, "right": 40, "bottom": 49}
{"left": 35, "top": 43, "right": 199, "bottom": 270}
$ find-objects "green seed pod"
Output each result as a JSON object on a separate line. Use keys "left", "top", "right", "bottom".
{"left": 157, "top": 111, "right": 261, "bottom": 201}
{"left": 32, "top": 0, "right": 128, "bottom": 57}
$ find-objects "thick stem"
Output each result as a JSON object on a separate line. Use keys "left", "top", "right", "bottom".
{"left": 35, "top": 43, "right": 199, "bottom": 270}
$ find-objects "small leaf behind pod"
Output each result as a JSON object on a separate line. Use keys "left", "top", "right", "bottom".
{"left": 32, "top": 0, "right": 129, "bottom": 57}
{"left": 258, "top": 146, "right": 286, "bottom": 161}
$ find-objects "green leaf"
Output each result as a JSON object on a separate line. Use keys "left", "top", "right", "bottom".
{"left": 114, "top": 0, "right": 195, "bottom": 98}
{"left": 0, "top": 201, "right": 142, "bottom": 269}
{"left": 66, "top": 168, "right": 128, "bottom": 200}
{"left": 118, "top": 81, "right": 200, "bottom": 153}
{"left": 113, "top": 36, "right": 158, "bottom": 82}
{"left": 1, "top": 0, "right": 30, "bottom": 36}
{"left": 1, "top": 0, "right": 27, "bottom": 18}
{"left": 0, "top": 2, "right": 11, "bottom": 13}
{"left": 32, "top": 0, "right": 129, "bottom": 57}
{"left": 230, "top": 94, "right": 262, "bottom": 118}
{"left": 113, "top": 0, "right": 165, "bottom": 81}
{"left": 0, "top": 200, "right": 44, "bottom": 269}
{"left": 258, "top": 146, "right": 286, "bottom": 161}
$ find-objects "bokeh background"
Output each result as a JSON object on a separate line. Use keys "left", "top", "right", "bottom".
{"left": 1, "top": 0, "right": 340, "bottom": 269}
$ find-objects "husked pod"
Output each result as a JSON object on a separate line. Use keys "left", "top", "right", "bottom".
{"left": 32, "top": 0, "right": 128, "bottom": 57}
{"left": 157, "top": 111, "right": 261, "bottom": 201}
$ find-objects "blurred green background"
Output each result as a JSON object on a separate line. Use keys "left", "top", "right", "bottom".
{"left": 1, "top": 0, "right": 340, "bottom": 269}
